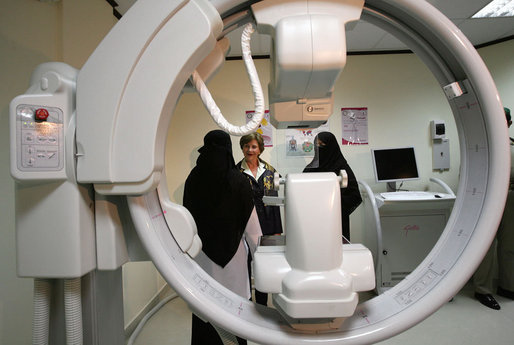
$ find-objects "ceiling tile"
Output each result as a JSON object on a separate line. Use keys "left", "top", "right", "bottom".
{"left": 457, "top": 17, "right": 514, "bottom": 45}
{"left": 427, "top": 0, "right": 492, "bottom": 19}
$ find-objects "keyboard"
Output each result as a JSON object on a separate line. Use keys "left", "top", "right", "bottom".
{"left": 380, "top": 191, "right": 439, "bottom": 200}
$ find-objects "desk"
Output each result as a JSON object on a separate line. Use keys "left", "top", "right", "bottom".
{"left": 359, "top": 179, "right": 456, "bottom": 294}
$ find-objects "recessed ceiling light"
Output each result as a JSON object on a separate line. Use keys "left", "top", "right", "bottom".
{"left": 472, "top": 0, "right": 514, "bottom": 18}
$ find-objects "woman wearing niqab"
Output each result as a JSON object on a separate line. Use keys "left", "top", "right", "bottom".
{"left": 183, "top": 130, "right": 261, "bottom": 345}
{"left": 303, "top": 131, "right": 362, "bottom": 241}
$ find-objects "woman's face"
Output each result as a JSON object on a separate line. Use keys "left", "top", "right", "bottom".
{"left": 243, "top": 139, "right": 261, "bottom": 161}
{"left": 316, "top": 138, "right": 326, "bottom": 147}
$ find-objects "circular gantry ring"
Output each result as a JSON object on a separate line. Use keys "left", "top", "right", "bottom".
{"left": 98, "top": 0, "right": 510, "bottom": 344}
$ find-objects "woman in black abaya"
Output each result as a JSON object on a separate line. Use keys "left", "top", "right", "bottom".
{"left": 183, "top": 130, "right": 261, "bottom": 345}
{"left": 303, "top": 131, "right": 362, "bottom": 242}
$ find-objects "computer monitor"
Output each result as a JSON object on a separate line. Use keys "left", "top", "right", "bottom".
{"left": 371, "top": 147, "right": 420, "bottom": 191}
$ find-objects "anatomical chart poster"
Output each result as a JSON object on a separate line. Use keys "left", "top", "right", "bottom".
{"left": 245, "top": 110, "right": 273, "bottom": 147}
{"left": 285, "top": 121, "right": 330, "bottom": 157}
{"left": 341, "top": 107, "right": 368, "bottom": 145}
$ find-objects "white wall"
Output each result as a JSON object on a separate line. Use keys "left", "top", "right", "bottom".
{"left": 122, "top": 262, "right": 166, "bottom": 326}
{"left": 166, "top": 53, "right": 457, "bottom": 241}
{"left": 1, "top": 1, "right": 513, "bottom": 343}
{"left": 478, "top": 40, "right": 514, "bottom": 139}
{"left": 166, "top": 41, "right": 514, "bottom": 243}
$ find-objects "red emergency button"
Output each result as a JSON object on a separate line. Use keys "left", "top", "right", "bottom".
{"left": 35, "top": 108, "right": 49, "bottom": 121}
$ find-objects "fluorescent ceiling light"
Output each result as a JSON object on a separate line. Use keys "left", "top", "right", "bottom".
{"left": 472, "top": 0, "right": 514, "bottom": 18}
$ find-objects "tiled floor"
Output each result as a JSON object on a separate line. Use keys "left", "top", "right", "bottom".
{"left": 132, "top": 283, "right": 514, "bottom": 345}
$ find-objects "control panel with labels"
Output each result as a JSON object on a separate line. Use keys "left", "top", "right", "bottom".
{"left": 14, "top": 104, "right": 64, "bottom": 173}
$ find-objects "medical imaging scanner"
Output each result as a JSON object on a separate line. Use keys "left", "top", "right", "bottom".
{"left": 9, "top": 0, "right": 512, "bottom": 344}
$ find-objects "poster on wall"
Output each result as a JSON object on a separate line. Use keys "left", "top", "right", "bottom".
{"left": 341, "top": 107, "right": 368, "bottom": 145}
{"left": 245, "top": 110, "right": 273, "bottom": 147}
{"left": 285, "top": 121, "right": 330, "bottom": 157}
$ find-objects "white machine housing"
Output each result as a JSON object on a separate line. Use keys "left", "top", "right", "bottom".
{"left": 359, "top": 178, "right": 456, "bottom": 293}
{"left": 252, "top": 0, "right": 364, "bottom": 128}
{"left": 10, "top": 63, "right": 96, "bottom": 278}
{"left": 75, "top": 0, "right": 223, "bottom": 195}
{"left": 254, "top": 173, "right": 374, "bottom": 329}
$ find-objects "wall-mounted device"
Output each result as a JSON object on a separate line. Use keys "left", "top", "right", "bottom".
{"left": 430, "top": 120, "right": 446, "bottom": 140}
{"left": 430, "top": 120, "right": 450, "bottom": 170}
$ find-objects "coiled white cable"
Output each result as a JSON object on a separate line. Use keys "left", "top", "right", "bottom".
{"left": 64, "top": 278, "right": 83, "bottom": 345}
{"left": 191, "top": 23, "right": 265, "bottom": 136}
{"left": 32, "top": 278, "right": 51, "bottom": 345}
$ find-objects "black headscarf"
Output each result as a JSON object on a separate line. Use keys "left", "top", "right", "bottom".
{"left": 183, "top": 130, "right": 254, "bottom": 267}
{"left": 303, "top": 132, "right": 362, "bottom": 240}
